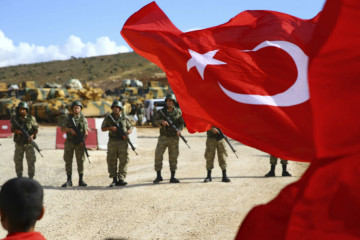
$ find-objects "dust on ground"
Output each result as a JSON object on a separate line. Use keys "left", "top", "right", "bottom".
{"left": 0, "top": 125, "right": 309, "bottom": 240}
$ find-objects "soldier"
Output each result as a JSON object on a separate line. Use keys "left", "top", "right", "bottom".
{"left": 265, "top": 155, "right": 292, "bottom": 177}
{"left": 60, "top": 100, "right": 89, "bottom": 187}
{"left": 136, "top": 103, "right": 144, "bottom": 126}
{"left": 101, "top": 100, "right": 133, "bottom": 187}
{"left": 153, "top": 93, "right": 184, "bottom": 184}
{"left": 10, "top": 102, "right": 39, "bottom": 179}
{"left": 203, "top": 127, "right": 231, "bottom": 183}
{"left": 57, "top": 103, "right": 69, "bottom": 127}
{"left": 152, "top": 103, "right": 158, "bottom": 127}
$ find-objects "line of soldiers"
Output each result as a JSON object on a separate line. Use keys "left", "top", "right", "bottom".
{"left": 9, "top": 94, "right": 291, "bottom": 187}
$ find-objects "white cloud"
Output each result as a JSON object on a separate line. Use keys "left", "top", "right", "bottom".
{"left": 0, "top": 30, "right": 130, "bottom": 67}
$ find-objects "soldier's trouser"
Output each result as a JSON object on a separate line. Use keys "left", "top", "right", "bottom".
{"left": 154, "top": 136, "right": 179, "bottom": 171}
{"left": 63, "top": 140, "right": 85, "bottom": 175}
{"left": 107, "top": 138, "right": 129, "bottom": 180}
{"left": 270, "top": 155, "right": 288, "bottom": 165}
{"left": 137, "top": 114, "right": 144, "bottom": 125}
{"left": 14, "top": 143, "right": 36, "bottom": 178}
{"left": 204, "top": 138, "right": 228, "bottom": 170}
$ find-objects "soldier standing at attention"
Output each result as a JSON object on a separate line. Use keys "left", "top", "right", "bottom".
{"left": 203, "top": 127, "right": 231, "bottom": 183}
{"left": 153, "top": 93, "right": 184, "bottom": 184}
{"left": 60, "top": 100, "right": 89, "bottom": 187}
{"left": 101, "top": 100, "right": 132, "bottom": 187}
{"left": 10, "top": 102, "right": 39, "bottom": 179}
{"left": 265, "top": 155, "right": 292, "bottom": 177}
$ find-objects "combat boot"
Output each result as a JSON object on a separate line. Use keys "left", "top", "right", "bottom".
{"left": 282, "top": 164, "right": 292, "bottom": 177}
{"left": 221, "top": 170, "right": 231, "bottom": 182}
{"left": 78, "top": 174, "right": 87, "bottom": 187}
{"left": 153, "top": 170, "right": 163, "bottom": 184}
{"left": 265, "top": 165, "right": 276, "bottom": 177}
{"left": 204, "top": 170, "right": 212, "bottom": 182}
{"left": 169, "top": 170, "right": 180, "bottom": 183}
{"left": 109, "top": 177, "right": 117, "bottom": 187}
{"left": 62, "top": 175, "right": 73, "bottom": 187}
{"left": 117, "top": 179, "right": 128, "bottom": 186}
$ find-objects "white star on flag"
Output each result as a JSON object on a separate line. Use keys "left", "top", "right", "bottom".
{"left": 186, "top": 49, "right": 226, "bottom": 79}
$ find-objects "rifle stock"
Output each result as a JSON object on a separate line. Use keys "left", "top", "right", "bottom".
{"left": 108, "top": 114, "right": 138, "bottom": 155}
{"left": 159, "top": 109, "right": 190, "bottom": 148}
{"left": 12, "top": 118, "right": 43, "bottom": 158}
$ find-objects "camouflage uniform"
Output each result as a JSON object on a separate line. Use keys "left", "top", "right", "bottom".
{"left": 269, "top": 155, "right": 288, "bottom": 165}
{"left": 61, "top": 114, "right": 89, "bottom": 175}
{"left": 101, "top": 113, "right": 132, "bottom": 181}
{"left": 57, "top": 105, "right": 69, "bottom": 127}
{"left": 204, "top": 130, "right": 228, "bottom": 171}
{"left": 154, "top": 107, "right": 184, "bottom": 171}
{"left": 11, "top": 114, "right": 39, "bottom": 178}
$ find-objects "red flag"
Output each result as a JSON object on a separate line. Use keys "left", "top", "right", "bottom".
{"left": 309, "top": 0, "right": 360, "bottom": 158}
{"left": 121, "top": 2, "right": 318, "bottom": 161}
{"left": 236, "top": 0, "right": 360, "bottom": 239}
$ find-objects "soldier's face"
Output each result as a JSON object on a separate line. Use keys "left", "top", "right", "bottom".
{"left": 112, "top": 106, "right": 121, "bottom": 115}
{"left": 72, "top": 106, "right": 81, "bottom": 115}
{"left": 166, "top": 99, "right": 174, "bottom": 108}
{"left": 18, "top": 107, "right": 27, "bottom": 116}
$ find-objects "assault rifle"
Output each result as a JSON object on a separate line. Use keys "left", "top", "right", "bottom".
{"left": 159, "top": 109, "right": 190, "bottom": 149}
{"left": 69, "top": 116, "right": 90, "bottom": 163}
{"left": 215, "top": 128, "right": 238, "bottom": 159}
{"left": 12, "top": 118, "right": 43, "bottom": 158}
{"left": 108, "top": 114, "right": 138, "bottom": 155}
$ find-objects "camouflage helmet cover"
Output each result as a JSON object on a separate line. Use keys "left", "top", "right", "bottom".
{"left": 17, "top": 101, "right": 29, "bottom": 110}
{"left": 111, "top": 100, "right": 123, "bottom": 109}
{"left": 165, "top": 93, "right": 176, "bottom": 102}
{"left": 71, "top": 100, "right": 83, "bottom": 109}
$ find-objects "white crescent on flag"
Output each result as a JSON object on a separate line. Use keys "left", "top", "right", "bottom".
{"left": 218, "top": 41, "right": 309, "bottom": 107}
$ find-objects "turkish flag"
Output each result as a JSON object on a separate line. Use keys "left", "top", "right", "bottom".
{"left": 121, "top": 2, "right": 319, "bottom": 161}
{"left": 236, "top": 0, "right": 360, "bottom": 239}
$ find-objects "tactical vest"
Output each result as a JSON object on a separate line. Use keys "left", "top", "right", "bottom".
{"left": 12, "top": 114, "right": 35, "bottom": 144}
{"left": 158, "top": 107, "right": 184, "bottom": 137}
{"left": 106, "top": 114, "right": 129, "bottom": 139}
{"left": 66, "top": 114, "right": 86, "bottom": 143}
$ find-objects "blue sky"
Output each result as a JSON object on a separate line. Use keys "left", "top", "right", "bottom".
{"left": 0, "top": 0, "right": 326, "bottom": 67}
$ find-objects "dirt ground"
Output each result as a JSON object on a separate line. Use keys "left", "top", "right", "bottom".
{"left": 0, "top": 125, "right": 309, "bottom": 240}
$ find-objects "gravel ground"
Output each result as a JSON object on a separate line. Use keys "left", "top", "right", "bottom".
{"left": 0, "top": 125, "right": 309, "bottom": 240}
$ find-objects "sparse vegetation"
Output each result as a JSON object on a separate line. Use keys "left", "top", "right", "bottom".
{"left": 0, "top": 52, "right": 166, "bottom": 88}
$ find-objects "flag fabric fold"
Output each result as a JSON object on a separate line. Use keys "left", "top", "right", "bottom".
{"left": 237, "top": 0, "right": 360, "bottom": 238}
{"left": 121, "top": 1, "right": 318, "bottom": 161}
{"left": 121, "top": 0, "right": 360, "bottom": 239}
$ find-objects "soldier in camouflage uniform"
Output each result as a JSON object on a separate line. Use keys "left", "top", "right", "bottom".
{"left": 265, "top": 155, "right": 292, "bottom": 177}
{"left": 203, "top": 127, "right": 231, "bottom": 183}
{"left": 60, "top": 100, "right": 89, "bottom": 187}
{"left": 101, "top": 100, "right": 133, "bottom": 187}
{"left": 136, "top": 103, "right": 144, "bottom": 126}
{"left": 10, "top": 102, "right": 39, "bottom": 179}
{"left": 153, "top": 93, "right": 184, "bottom": 184}
{"left": 57, "top": 103, "right": 69, "bottom": 126}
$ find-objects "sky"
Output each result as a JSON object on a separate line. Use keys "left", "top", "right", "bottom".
{"left": 0, "top": 0, "right": 326, "bottom": 68}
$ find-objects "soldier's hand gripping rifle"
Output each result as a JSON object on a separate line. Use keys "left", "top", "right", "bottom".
{"left": 108, "top": 114, "right": 138, "bottom": 156}
{"left": 12, "top": 118, "right": 43, "bottom": 158}
{"left": 69, "top": 117, "right": 90, "bottom": 163}
{"left": 216, "top": 127, "right": 238, "bottom": 159}
{"left": 159, "top": 109, "right": 190, "bottom": 149}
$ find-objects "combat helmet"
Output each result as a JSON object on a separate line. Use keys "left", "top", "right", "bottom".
{"left": 165, "top": 93, "right": 176, "bottom": 102}
{"left": 17, "top": 101, "right": 29, "bottom": 111}
{"left": 71, "top": 100, "right": 83, "bottom": 109}
{"left": 111, "top": 100, "right": 123, "bottom": 109}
